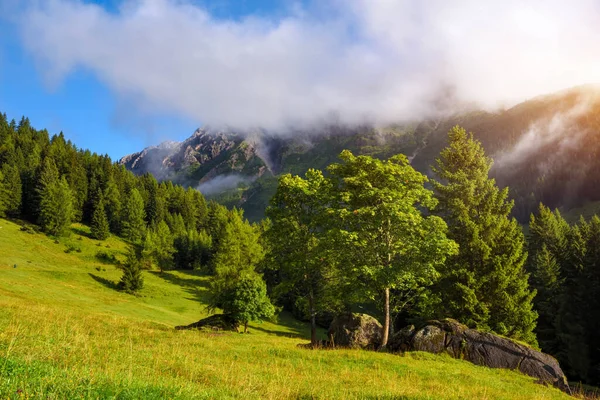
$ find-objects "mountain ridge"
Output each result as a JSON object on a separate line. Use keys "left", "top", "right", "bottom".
{"left": 120, "top": 85, "right": 600, "bottom": 222}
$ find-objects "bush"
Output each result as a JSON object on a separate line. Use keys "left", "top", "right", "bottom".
{"left": 96, "top": 251, "right": 117, "bottom": 264}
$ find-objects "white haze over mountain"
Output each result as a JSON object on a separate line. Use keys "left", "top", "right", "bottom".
{"left": 14, "top": 0, "right": 600, "bottom": 132}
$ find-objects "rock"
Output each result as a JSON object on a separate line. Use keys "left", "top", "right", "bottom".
{"left": 328, "top": 313, "right": 382, "bottom": 349}
{"left": 388, "top": 319, "right": 570, "bottom": 393}
{"left": 175, "top": 314, "right": 239, "bottom": 332}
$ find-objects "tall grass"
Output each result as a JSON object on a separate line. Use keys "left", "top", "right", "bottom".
{"left": 0, "top": 219, "right": 571, "bottom": 399}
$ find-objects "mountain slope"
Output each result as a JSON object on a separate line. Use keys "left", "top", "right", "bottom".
{"left": 120, "top": 85, "right": 600, "bottom": 222}
{"left": 0, "top": 218, "right": 571, "bottom": 399}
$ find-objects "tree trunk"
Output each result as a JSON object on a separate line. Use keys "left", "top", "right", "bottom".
{"left": 309, "top": 288, "right": 317, "bottom": 347}
{"left": 244, "top": 321, "right": 248, "bottom": 333}
{"left": 381, "top": 287, "right": 390, "bottom": 348}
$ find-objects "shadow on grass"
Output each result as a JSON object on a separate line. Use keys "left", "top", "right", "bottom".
{"left": 71, "top": 226, "right": 93, "bottom": 239}
{"left": 89, "top": 273, "right": 120, "bottom": 291}
{"left": 149, "top": 270, "right": 211, "bottom": 305}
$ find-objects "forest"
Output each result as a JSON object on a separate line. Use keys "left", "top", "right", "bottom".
{"left": 0, "top": 112, "right": 599, "bottom": 387}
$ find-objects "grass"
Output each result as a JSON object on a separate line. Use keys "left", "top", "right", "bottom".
{"left": 0, "top": 218, "right": 573, "bottom": 399}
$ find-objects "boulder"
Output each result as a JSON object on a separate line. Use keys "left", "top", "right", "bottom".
{"left": 328, "top": 313, "right": 382, "bottom": 349}
{"left": 175, "top": 314, "right": 239, "bottom": 332}
{"left": 388, "top": 319, "right": 570, "bottom": 393}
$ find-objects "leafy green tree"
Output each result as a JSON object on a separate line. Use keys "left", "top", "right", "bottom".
{"left": 328, "top": 150, "right": 458, "bottom": 347}
{"left": 431, "top": 126, "right": 537, "bottom": 345}
{"left": 39, "top": 176, "right": 74, "bottom": 236}
{"left": 143, "top": 220, "right": 175, "bottom": 273}
{"left": 119, "top": 246, "right": 144, "bottom": 294}
{"left": 91, "top": 195, "right": 110, "bottom": 240}
{"left": 121, "top": 188, "right": 146, "bottom": 243}
{"left": 209, "top": 273, "right": 275, "bottom": 333}
{"left": 0, "top": 163, "right": 21, "bottom": 216}
{"left": 266, "top": 169, "right": 339, "bottom": 346}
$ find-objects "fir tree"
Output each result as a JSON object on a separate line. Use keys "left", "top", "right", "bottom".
{"left": 0, "top": 163, "right": 21, "bottom": 216}
{"left": 119, "top": 246, "right": 144, "bottom": 294}
{"left": 121, "top": 188, "right": 146, "bottom": 243}
{"left": 39, "top": 176, "right": 74, "bottom": 237}
{"left": 431, "top": 126, "right": 538, "bottom": 345}
{"left": 0, "top": 169, "right": 7, "bottom": 217}
{"left": 91, "top": 195, "right": 110, "bottom": 240}
{"left": 527, "top": 204, "right": 569, "bottom": 354}
{"left": 143, "top": 220, "right": 174, "bottom": 273}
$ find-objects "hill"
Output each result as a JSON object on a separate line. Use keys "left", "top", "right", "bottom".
{"left": 0, "top": 218, "right": 571, "bottom": 399}
{"left": 120, "top": 85, "right": 600, "bottom": 222}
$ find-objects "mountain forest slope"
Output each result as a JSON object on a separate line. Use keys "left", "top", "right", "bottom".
{"left": 121, "top": 85, "right": 600, "bottom": 222}
{"left": 0, "top": 218, "right": 572, "bottom": 399}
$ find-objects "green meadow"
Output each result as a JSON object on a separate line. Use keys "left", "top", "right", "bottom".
{"left": 0, "top": 218, "right": 571, "bottom": 399}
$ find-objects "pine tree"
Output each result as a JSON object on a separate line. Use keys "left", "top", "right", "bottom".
{"left": 121, "top": 188, "right": 146, "bottom": 243}
{"left": 0, "top": 169, "right": 7, "bottom": 217}
{"left": 431, "top": 126, "right": 538, "bottom": 345}
{"left": 119, "top": 246, "right": 144, "bottom": 294}
{"left": 143, "top": 220, "right": 174, "bottom": 273}
{"left": 527, "top": 204, "right": 569, "bottom": 354}
{"left": 39, "top": 176, "right": 74, "bottom": 237}
{"left": 0, "top": 163, "right": 21, "bottom": 216}
{"left": 104, "top": 179, "right": 122, "bottom": 234}
{"left": 91, "top": 195, "right": 110, "bottom": 240}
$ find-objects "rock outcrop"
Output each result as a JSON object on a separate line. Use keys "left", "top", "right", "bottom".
{"left": 388, "top": 319, "right": 570, "bottom": 393}
{"left": 328, "top": 313, "right": 382, "bottom": 349}
{"left": 175, "top": 314, "right": 239, "bottom": 332}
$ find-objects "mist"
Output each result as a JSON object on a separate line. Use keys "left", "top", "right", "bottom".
{"left": 14, "top": 0, "right": 600, "bottom": 132}
{"left": 197, "top": 174, "right": 254, "bottom": 196}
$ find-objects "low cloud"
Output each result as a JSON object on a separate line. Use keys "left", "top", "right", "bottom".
{"left": 197, "top": 174, "right": 254, "bottom": 196}
{"left": 14, "top": 0, "right": 600, "bottom": 132}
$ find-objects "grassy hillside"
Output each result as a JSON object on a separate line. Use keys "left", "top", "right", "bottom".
{"left": 0, "top": 218, "right": 572, "bottom": 399}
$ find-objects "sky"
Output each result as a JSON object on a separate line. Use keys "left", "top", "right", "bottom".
{"left": 1, "top": 0, "right": 600, "bottom": 160}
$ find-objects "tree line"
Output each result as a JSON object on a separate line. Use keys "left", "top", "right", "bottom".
{"left": 2, "top": 113, "right": 600, "bottom": 386}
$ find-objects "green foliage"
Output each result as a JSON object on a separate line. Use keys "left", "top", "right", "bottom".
{"left": 173, "top": 229, "right": 212, "bottom": 270}
{"left": 210, "top": 274, "right": 276, "bottom": 331}
{"left": 0, "top": 163, "right": 21, "bottom": 216}
{"left": 119, "top": 246, "right": 144, "bottom": 294}
{"left": 122, "top": 188, "right": 147, "bottom": 244}
{"left": 39, "top": 176, "right": 74, "bottom": 237}
{"left": 91, "top": 195, "right": 110, "bottom": 240}
{"left": 430, "top": 126, "right": 537, "bottom": 345}
{"left": 266, "top": 169, "right": 341, "bottom": 345}
{"left": 143, "top": 220, "right": 175, "bottom": 273}
{"left": 527, "top": 204, "right": 569, "bottom": 354}
{"left": 327, "top": 150, "right": 458, "bottom": 346}
{"left": 212, "top": 208, "right": 264, "bottom": 280}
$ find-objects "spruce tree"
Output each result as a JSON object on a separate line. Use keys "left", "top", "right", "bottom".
{"left": 119, "top": 246, "right": 144, "bottom": 294}
{"left": 1, "top": 163, "right": 21, "bottom": 216}
{"left": 0, "top": 169, "right": 7, "bottom": 217}
{"left": 431, "top": 126, "right": 538, "bottom": 345}
{"left": 527, "top": 204, "right": 569, "bottom": 354}
{"left": 39, "top": 176, "right": 74, "bottom": 237}
{"left": 91, "top": 195, "right": 110, "bottom": 240}
{"left": 143, "top": 220, "right": 174, "bottom": 273}
{"left": 121, "top": 188, "right": 146, "bottom": 243}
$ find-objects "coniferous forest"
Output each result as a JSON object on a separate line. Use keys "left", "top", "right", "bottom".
{"left": 2, "top": 112, "right": 600, "bottom": 388}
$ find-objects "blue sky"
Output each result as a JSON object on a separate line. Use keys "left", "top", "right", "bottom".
{"left": 0, "top": 0, "right": 300, "bottom": 160}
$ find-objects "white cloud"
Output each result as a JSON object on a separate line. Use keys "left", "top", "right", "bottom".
{"left": 16, "top": 0, "right": 600, "bottom": 132}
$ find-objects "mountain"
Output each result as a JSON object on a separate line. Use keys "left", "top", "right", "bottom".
{"left": 120, "top": 85, "right": 600, "bottom": 222}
